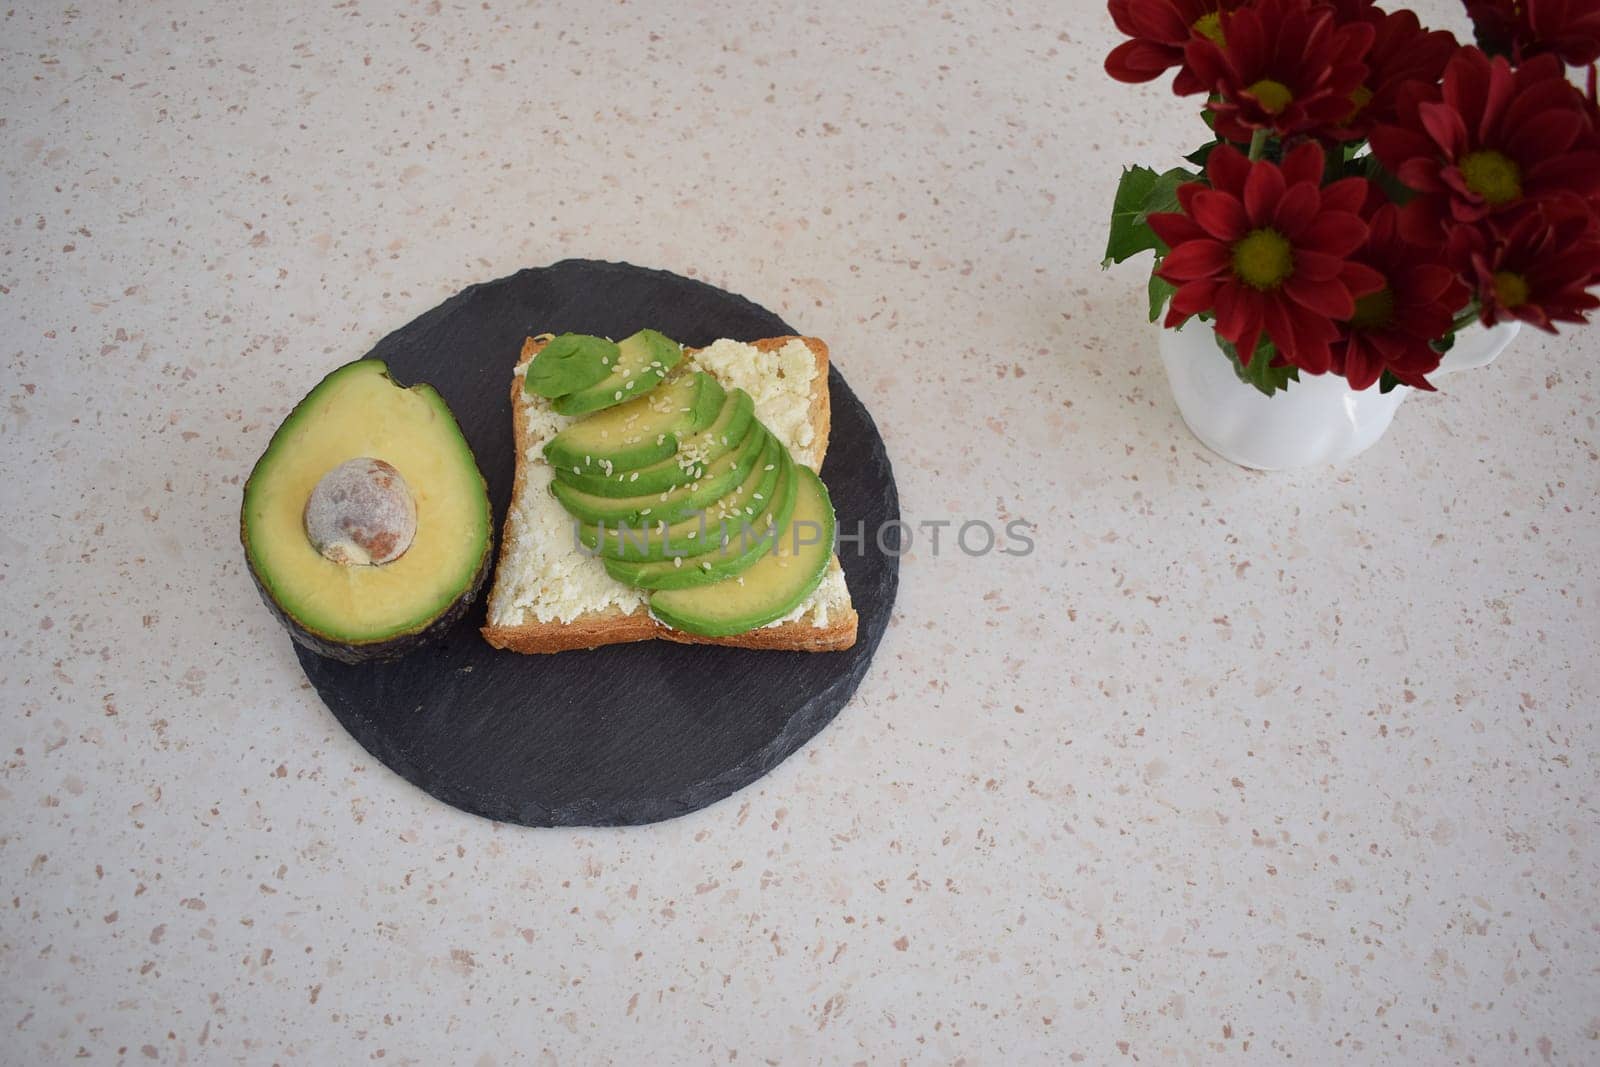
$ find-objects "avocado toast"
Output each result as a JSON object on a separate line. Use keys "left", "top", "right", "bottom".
{"left": 481, "top": 333, "right": 857, "bottom": 653}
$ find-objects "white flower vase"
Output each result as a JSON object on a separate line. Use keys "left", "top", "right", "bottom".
{"left": 1158, "top": 316, "right": 1521, "bottom": 470}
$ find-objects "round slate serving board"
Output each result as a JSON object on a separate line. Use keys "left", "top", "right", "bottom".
{"left": 295, "top": 260, "right": 899, "bottom": 827}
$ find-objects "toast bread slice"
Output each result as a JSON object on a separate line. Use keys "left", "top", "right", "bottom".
{"left": 481, "top": 335, "right": 858, "bottom": 654}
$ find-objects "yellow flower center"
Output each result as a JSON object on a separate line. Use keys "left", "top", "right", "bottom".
{"left": 1349, "top": 287, "right": 1395, "bottom": 329}
{"left": 1493, "top": 271, "right": 1530, "bottom": 309}
{"left": 1232, "top": 229, "right": 1295, "bottom": 290}
{"left": 1460, "top": 150, "right": 1523, "bottom": 205}
{"left": 1246, "top": 79, "right": 1294, "bottom": 115}
{"left": 1345, "top": 85, "right": 1374, "bottom": 121}
{"left": 1193, "top": 12, "right": 1226, "bottom": 45}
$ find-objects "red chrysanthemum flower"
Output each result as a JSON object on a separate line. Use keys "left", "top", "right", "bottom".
{"left": 1469, "top": 201, "right": 1600, "bottom": 331}
{"left": 1369, "top": 50, "right": 1600, "bottom": 243}
{"left": 1584, "top": 65, "right": 1600, "bottom": 150}
{"left": 1318, "top": 0, "right": 1382, "bottom": 20}
{"left": 1330, "top": 201, "right": 1470, "bottom": 391}
{"left": 1104, "top": 0, "right": 1245, "bottom": 94}
{"left": 1150, "top": 142, "right": 1382, "bottom": 373}
{"left": 1327, "top": 7, "right": 1461, "bottom": 139}
{"left": 1184, "top": 0, "right": 1375, "bottom": 142}
{"left": 1462, "top": 0, "right": 1600, "bottom": 67}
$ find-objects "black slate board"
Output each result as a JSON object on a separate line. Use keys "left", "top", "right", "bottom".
{"left": 295, "top": 260, "right": 899, "bottom": 827}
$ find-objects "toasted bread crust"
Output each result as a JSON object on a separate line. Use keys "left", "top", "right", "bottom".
{"left": 480, "top": 335, "right": 858, "bottom": 654}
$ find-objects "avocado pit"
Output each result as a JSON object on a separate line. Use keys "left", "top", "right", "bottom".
{"left": 304, "top": 457, "right": 417, "bottom": 566}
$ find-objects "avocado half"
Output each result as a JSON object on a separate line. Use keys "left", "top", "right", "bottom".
{"left": 241, "top": 360, "right": 492, "bottom": 664}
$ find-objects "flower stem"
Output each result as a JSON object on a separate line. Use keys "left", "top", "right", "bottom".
{"left": 1248, "top": 129, "right": 1269, "bottom": 162}
{"left": 1450, "top": 302, "right": 1480, "bottom": 333}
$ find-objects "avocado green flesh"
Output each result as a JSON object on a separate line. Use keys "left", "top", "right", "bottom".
{"left": 606, "top": 446, "right": 799, "bottom": 590}
{"left": 553, "top": 329, "right": 683, "bottom": 415}
{"left": 552, "top": 387, "right": 753, "bottom": 497}
{"left": 523, "top": 333, "right": 617, "bottom": 400}
{"left": 648, "top": 465, "right": 835, "bottom": 637}
{"left": 581, "top": 433, "right": 784, "bottom": 563}
{"left": 240, "top": 359, "right": 491, "bottom": 658}
{"left": 552, "top": 422, "right": 766, "bottom": 527}
{"left": 543, "top": 372, "right": 722, "bottom": 473}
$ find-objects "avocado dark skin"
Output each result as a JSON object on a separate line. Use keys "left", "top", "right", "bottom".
{"left": 239, "top": 507, "right": 493, "bottom": 665}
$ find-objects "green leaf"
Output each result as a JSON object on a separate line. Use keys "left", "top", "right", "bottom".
{"left": 1103, "top": 166, "right": 1159, "bottom": 268}
{"left": 525, "top": 333, "right": 618, "bottom": 398}
{"left": 1216, "top": 331, "right": 1299, "bottom": 397}
{"left": 1147, "top": 270, "right": 1177, "bottom": 323}
{"left": 1184, "top": 139, "right": 1220, "bottom": 168}
{"left": 1102, "top": 165, "right": 1194, "bottom": 268}
{"left": 1378, "top": 370, "right": 1402, "bottom": 394}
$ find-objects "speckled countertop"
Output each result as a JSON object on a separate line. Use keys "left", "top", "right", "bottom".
{"left": 3, "top": 0, "right": 1597, "bottom": 1063}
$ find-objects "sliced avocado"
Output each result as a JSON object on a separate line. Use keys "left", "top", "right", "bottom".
{"left": 648, "top": 465, "right": 835, "bottom": 637}
{"left": 550, "top": 401, "right": 762, "bottom": 525}
{"left": 523, "top": 333, "right": 616, "bottom": 400}
{"left": 553, "top": 329, "right": 683, "bottom": 415}
{"left": 579, "top": 431, "right": 784, "bottom": 563}
{"left": 240, "top": 359, "right": 492, "bottom": 664}
{"left": 605, "top": 445, "right": 799, "bottom": 590}
{"left": 552, "top": 387, "right": 754, "bottom": 498}
{"left": 544, "top": 371, "right": 723, "bottom": 474}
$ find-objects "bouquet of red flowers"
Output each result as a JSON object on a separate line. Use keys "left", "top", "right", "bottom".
{"left": 1103, "top": 0, "right": 1600, "bottom": 394}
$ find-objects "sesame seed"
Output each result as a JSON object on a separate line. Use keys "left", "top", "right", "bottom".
{"left": 673, "top": 557, "right": 683, "bottom": 568}
{"left": 630, "top": 472, "right": 639, "bottom": 481}
{"left": 614, "top": 391, "right": 623, "bottom": 400}
{"left": 626, "top": 381, "right": 634, "bottom": 390}
{"left": 701, "top": 561, "right": 712, "bottom": 570}
{"left": 764, "top": 464, "right": 775, "bottom": 471}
